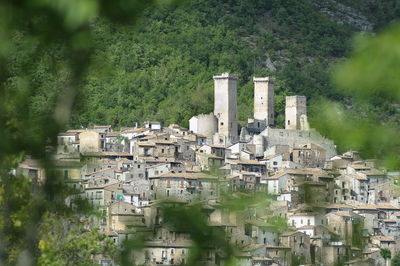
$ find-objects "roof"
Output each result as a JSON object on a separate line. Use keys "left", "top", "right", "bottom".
{"left": 292, "top": 181, "right": 326, "bottom": 187}
{"left": 86, "top": 179, "right": 120, "bottom": 189}
{"left": 288, "top": 211, "right": 319, "bottom": 217}
{"left": 209, "top": 145, "right": 226, "bottom": 149}
{"left": 84, "top": 152, "right": 132, "bottom": 157}
{"left": 137, "top": 142, "right": 155, "bottom": 147}
{"left": 350, "top": 203, "right": 377, "bottom": 210}
{"left": 252, "top": 257, "right": 272, "bottom": 262}
{"left": 359, "top": 170, "right": 385, "bottom": 176}
{"left": 141, "top": 157, "right": 177, "bottom": 163}
{"left": 245, "top": 219, "right": 274, "bottom": 228}
{"left": 149, "top": 171, "right": 218, "bottom": 180}
{"left": 154, "top": 140, "right": 176, "bottom": 145}
{"left": 266, "top": 172, "right": 288, "bottom": 180}
{"left": 281, "top": 230, "right": 302, "bottom": 236}
{"left": 241, "top": 149, "right": 253, "bottom": 154}
{"left": 346, "top": 174, "right": 368, "bottom": 181}
{"left": 326, "top": 203, "right": 353, "bottom": 210}
{"left": 372, "top": 235, "right": 395, "bottom": 242}
{"left": 262, "top": 154, "right": 281, "bottom": 160}
{"left": 106, "top": 132, "right": 121, "bottom": 137}
{"left": 110, "top": 202, "right": 141, "bottom": 216}
{"left": 143, "top": 240, "right": 193, "bottom": 248}
{"left": 382, "top": 219, "right": 396, "bottom": 223}
{"left": 376, "top": 204, "right": 399, "bottom": 210}
{"left": 297, "top": 225, "right": 319, "bottom": 230}
{"left": 85, "top": 167, "right": 115, "bottom": 176}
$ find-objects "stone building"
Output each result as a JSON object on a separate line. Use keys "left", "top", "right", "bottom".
{"left": 280, "top": 231, "right": 311, "bottom": 264}
{"left": 80, "top": 129, "right": 106, "bottom": 153}
{"left": 189, "top": 113, "right": 218, "bottom": 140}
{"left": 253, "top": 77, "right": 275, "bottom": 128}
{"left": 285, "top": 96, "right": 307, "bottom": 130}
{"left": 149, "top": 171, "right": 218, "bottom": 202}
{"left": 213, "top": 72, "right": 238, "bottom": 143}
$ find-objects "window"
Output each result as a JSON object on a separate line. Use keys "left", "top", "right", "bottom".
{"left": 220, "top": 122, "right": 224, "bottom": 126}
{"left": 167, "top": 180, "right": 171, "bottom": 188}
{"left": 167, "top": 190, "right": 170, "bottom": 197}
{"left": 288, "top": 120, "right": 290, "bottom": 125}
{"left": 161, "top": 149, "right": 165, "bottom": 153}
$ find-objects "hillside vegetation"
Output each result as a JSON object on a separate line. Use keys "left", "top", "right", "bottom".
{"left": 7, "top": 0, "right": 399, "bottom": 129}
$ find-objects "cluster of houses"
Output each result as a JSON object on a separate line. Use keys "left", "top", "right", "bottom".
{"left": 16, "top": 73, "right": 400, "bottom": 265}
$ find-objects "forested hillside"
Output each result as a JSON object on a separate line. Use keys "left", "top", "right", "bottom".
{"left": 8, "top": 0, "right": 399, "bottom": 129}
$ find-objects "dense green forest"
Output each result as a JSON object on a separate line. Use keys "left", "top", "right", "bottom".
{"left": 7, "top": 0, "right": 400, "bottom": 129}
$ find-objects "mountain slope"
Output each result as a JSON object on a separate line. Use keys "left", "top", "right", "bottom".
{"left": 12, "top": 0, "right": 398, "bottom": 128}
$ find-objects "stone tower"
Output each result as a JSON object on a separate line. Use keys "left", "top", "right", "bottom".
{"left": 253, "top": 77, "right": 275, "bottom": 126}
{"left": 213, "top": 73, "right": 238, "bottom": 140}
{"left": 285, "top": 96, "right": 307, "bottom": 130}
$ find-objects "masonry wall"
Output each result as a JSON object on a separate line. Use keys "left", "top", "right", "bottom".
{"left": 261, "top": 127, "right": 337, "bottom": 159}
{"left": 213, "top": 73, "right": 238, "bottom": 140}
{"left": 189, "top": 113, "right": 218, "bottom": 139}
{"left": 285, "top": 96, "right": 307, "bottom": 130}
{"left": 80, "top": 130, "right": 101, "bottom": 153}
{"left": 253, "top": 77, "right": 274, "bottom": 126}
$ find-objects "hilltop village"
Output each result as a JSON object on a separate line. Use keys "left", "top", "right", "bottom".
{"left": 17, "top": 73, "right": 400, "bottom": 265}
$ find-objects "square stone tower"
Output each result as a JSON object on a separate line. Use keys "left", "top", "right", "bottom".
{"left": 213, "top": 73, "right": 238, "bottom": 140}
{"left": 285, "top": 96, "right": 307, "bottom": 130}
{"left": 253, "top": 77, "right": 275, "bottom": 126}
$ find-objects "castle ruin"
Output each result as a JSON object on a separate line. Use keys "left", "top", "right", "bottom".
{"left": 189, "top": 72, "right": 336, "bottom": 159}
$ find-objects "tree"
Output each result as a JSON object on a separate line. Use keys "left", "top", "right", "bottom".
{"left": 0, "top": 0, "right": 178, "bottom": 264}
{"left": 392, "top": 252, "right": 400, "bottom": 266}
{"left": 311, "top": 24, "right": 400, "bottom": 169}
{"left": 381, "top": 248, "right": 391, "bottom": 266}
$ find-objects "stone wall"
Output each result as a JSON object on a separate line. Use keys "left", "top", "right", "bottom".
{"left": 261, "top": 127, "right": 336, "bottom": 159}
{"left": 253, "top": 77, "right": 275, "bottom": 126}
{"left": 213, "top": 73, "right": 238, "bottom": 140}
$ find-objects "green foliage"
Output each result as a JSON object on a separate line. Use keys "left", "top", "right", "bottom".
{"left": 291, "top": 253, "right": 306, "bottom": 266}
{"left": 352, "top": 220, "right": 365, "bottom": 249}
{"left": 0, "top": 0, "right": 164, "bottom": 264}
{"left": 267, "top": 216, "right": 289, "bottom": 234}
{"left": 381, "top": 248, "right": 392, "bottom": 260}
{"left": 311, "top": 24, "right": 400, "bottom": 169}
{"left": 393, "top": 252, "right": 400, "bottom": 266}
{"left": 37, "top": 214, "right": 116, "bottom": 266}
{"left": 6, "top": 0, "right": 367, "bottom": 129}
